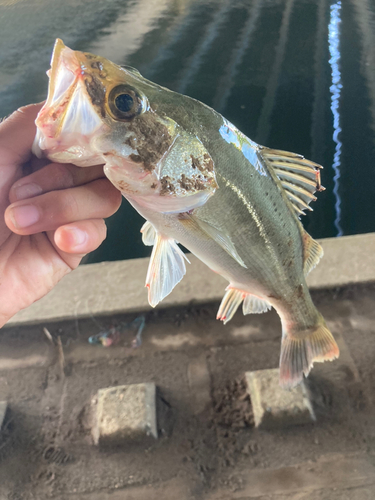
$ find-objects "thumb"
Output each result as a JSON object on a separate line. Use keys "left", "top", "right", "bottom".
{"left": 0, "top": 103, "right": 43, "bottom": 167}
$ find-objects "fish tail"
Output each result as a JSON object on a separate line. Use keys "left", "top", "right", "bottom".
{"left": 279, "top": 314, "right": 339, "bottom": 388}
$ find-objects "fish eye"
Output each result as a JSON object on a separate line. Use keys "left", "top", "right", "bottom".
{"left": 115, "top": 93, "right": 134, "bottom": 113}
{"left": 108, "top": 84, "right": 145, "bottom": 121}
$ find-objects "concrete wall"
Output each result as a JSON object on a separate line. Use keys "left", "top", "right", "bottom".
{"left": 6, "top": 233, "right": 375, "bottom": 327}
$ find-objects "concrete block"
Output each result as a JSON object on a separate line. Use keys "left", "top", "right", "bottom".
{"left": 245, "top": 369, "right": 315, "bottom": 428}
{"left": 0, "top": 401, "right": 7, "bottom": 429}
{"left": 92, "top": 383, "right": 157, "bottom": 445}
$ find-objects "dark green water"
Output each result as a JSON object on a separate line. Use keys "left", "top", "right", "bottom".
{"left": 1, "top": 0, "right": 374, "bottom": 262}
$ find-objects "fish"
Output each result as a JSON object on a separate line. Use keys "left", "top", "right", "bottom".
{"left": 33, "top": 39, "right": 339, "bottom": 387}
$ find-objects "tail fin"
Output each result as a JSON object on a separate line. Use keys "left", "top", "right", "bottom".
{"left": 279, "top": 319, "right": 339, "bottom": 388}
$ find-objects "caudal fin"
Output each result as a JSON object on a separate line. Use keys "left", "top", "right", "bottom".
{"left": 279, "top": 319, "right": 339, "bottom": 388}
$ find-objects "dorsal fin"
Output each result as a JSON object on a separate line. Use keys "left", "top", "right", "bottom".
{"left": 260, "top": 147, "right": 324, "bottom": 217}
{"left": 302, "top": 231, "right": 324, "bottom": 275}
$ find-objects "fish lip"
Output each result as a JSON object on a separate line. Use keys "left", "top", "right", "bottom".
{"left": 49, "top": 39, "right": 74, "bottom": 99}
{"left": 35, "top": 39, "right": 80, "bottom": 135}
{"left": 35, "top": 39, "right": 104, "bottom": 147}
{"left": 47, "top": 39, "right": 80, "bottom": 107}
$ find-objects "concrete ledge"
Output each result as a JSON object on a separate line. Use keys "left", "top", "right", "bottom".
{"left": 6, "top": 233, "right": 375, "bottom": 327}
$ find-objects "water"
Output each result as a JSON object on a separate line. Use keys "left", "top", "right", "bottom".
{"left": 1, "top": 0, "right": 374, "bottom": 262}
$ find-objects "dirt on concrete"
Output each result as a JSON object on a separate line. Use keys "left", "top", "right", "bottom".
{"left": 0, "top": 284, "right": 374, "bottom": 499}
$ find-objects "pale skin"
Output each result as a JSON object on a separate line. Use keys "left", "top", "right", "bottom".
{"left": 0, "top": 103, "right": 122, "bottom": 328}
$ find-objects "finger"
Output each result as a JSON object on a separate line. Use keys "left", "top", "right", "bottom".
{"left": 9, "top": 162, "right": 105, "bottom": 203}
{"left": 54, "top": 218, "right": 107, "bottom": 257}
{"left": 0, "top": 103, "right": 43, "bottom": 166}
{"left": 0, "top": 103, "right": 44, "bottom": 217}
{"left": 29, "top": 156, "right": 50, "bottom": 172}
{"left": 5, "top": 178, "right": 122, "bottom": 234}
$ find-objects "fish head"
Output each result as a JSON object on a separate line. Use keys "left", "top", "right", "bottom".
{"left": 33, "top": 39, "right": 218, "bottom": 212}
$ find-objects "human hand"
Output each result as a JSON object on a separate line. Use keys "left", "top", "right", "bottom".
{"left": 0, "top": 104, "right": 122, "bottom": 327}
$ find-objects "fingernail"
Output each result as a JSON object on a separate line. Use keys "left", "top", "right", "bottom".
{"left": 13, "top": 183, "right": 43, "bottom": 200}
{"left": 65, "top": 227, "right": 87, "bottom": 248}
{"left": 10, "top": 205, "right": 40, "bottom": 228}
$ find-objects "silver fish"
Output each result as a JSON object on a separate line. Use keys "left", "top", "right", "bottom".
{"left": 33, "top": 39, "right": 339, "bottom": 386}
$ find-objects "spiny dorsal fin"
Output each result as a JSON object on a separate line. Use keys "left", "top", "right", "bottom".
{"left": 302, "top": 231, "right": 324, "bottom": 275}
{"left": 260, "top": 147, "right": 324, "bottom": 217}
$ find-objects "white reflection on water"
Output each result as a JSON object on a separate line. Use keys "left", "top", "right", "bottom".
{"left": 328, "top": 0, "right": 343, "bottom": 236}
{"left": 255, "top": 0, "right": 295, "bottom": 144}
{"left": 213, "top": 0, "right": 261, "bottom": 112}
{"left": 177, "top": 0, "right": 232, "bottom": 95}
{"left": 87, "top": 0, "right": 171, "bottom": 62}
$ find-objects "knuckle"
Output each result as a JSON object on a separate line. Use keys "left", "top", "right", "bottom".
{"left": 94, "top": 179, "right": 122, "bottom": 217}
{"left": 107, "top": 185, "right": 122, "bottom": 213}
{"left": 56, "top": 190, "right": 80, "bottom": 222}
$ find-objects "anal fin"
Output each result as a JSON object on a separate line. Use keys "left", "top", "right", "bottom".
{"left": 243, "top": 294, "right": 271, "bottom": 314}
{"left": 217, "top": 286, "right": 271, "bottom": 324}
{"left": 217, "top": 288, "right": 244, "bottom": 325}
{"left": 279, "top": 317, "right": 339, "bottom": 388}
{"left": 146, "top": 234, "right": 190, "bottom": 307}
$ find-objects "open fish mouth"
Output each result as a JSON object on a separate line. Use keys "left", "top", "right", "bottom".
{"left": 47, "top": 38, "right": 78, "bottom": 110}
{"left": 32, "top": 39, "right": 105, "bottom": 162}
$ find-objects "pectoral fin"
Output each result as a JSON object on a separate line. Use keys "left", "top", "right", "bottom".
{"left": 179, "top": 214, "right": 247, "bottom": 268}
{"left": 146, "top": 233, "right": 190, "bottom": 307}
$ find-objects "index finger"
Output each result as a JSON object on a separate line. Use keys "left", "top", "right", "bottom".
{"left": 9, "top": 162, "right": 106, "bottom": 203}
{"left": 0, "top": 103, "right": 43, "bottom": 167}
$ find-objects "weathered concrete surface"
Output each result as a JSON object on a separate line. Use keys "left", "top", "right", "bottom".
{"left": 0, "top": 284, "right": 374, "bottom": 498}
{"left": 187, "top": 354, "right": 211, "bottom": 414}
{"left": 92, "top": 383, "right": 158, "bottom": 445}
{"left": 245, "top": 369, "right": 315, "bottom": 428}
{"left": 6, "top": 233, "right": 375, "bottom": 326}
{"left": 50, "top": 454, "right": 375, "bottom": 499}
{"left": 205, "top": 453, "right": 375, "bottom": 499}
{"left": 0, "top": 401, "right": 7, "bottom": 429}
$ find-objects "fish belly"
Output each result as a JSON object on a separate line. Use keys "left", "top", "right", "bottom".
{"left": 128, "top": 194, "right": 300, "bottom": 304}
